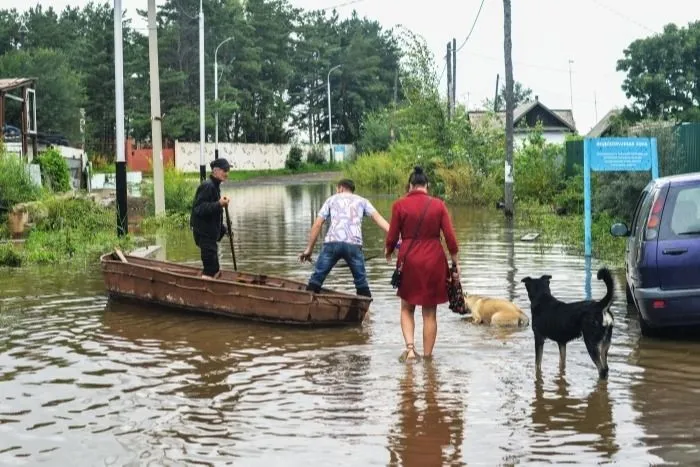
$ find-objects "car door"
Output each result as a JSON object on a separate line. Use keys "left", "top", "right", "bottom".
{"left": 656, "top": 181, "right": 700, "bottom": 290}
{"left": 627, "top": 186, "right": 654, "bottom": 285}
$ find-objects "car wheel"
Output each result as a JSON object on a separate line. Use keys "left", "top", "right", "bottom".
{"left": 638, "top": 312, "right": 659, "bottom": 337}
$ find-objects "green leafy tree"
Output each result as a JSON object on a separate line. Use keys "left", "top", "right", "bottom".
{"left": 617, "top": 21, "right": 700, "bottom": 121}
{"left": 0, "top": 48, "right": 83, "bottom": 142}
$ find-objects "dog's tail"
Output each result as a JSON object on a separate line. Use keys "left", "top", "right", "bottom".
{"left": 597, "top": 267, "right": 614, "bottom": 310}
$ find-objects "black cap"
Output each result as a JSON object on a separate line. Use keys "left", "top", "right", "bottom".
{"left": 210, "top": 158, "right": 231, "bottom": 171}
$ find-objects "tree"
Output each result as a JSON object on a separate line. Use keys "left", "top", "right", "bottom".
{"left": 482, "top": 81, "right": 532, "bottom": 111}
{"left": 0, "top": 48, "right": 83, "bottom": 142}
{"left": 617, "top": 21, "right": 700, "bottom": 122}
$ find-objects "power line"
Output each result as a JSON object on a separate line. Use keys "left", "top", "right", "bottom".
{"left": 587, "top": 0, "right": 655, "bottom": 33}
{"left": 320, "top": 0, "right": 366, "bottom": 11}
{"left": 455, "top": 0, "right": 487, "bottom": 53}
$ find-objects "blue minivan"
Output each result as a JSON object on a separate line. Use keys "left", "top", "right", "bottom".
{"left": 611, "top": 173, "right": 700, "bottom": 335}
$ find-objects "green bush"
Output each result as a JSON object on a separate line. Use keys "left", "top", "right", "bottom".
{"left": 514, "top": 130, "right": 565, "bottom": 204}
{"left": 37, "top": 148, "right": 71, "bottom": 193}
{"left": 0, "top": 243, "right": 22, "bottom": 267}
{"left": 285, "top": 146, "right": 303, "bottom": 171}
{"left": 0, "top": 150, "right": 42, "bottom": 210}
{"left": 35, "top": 196, "right": 113, "bottom": 232}
{"left": 306, "top": 145, "right": 327, "bottom": 165}
{"left": 356, "top": 109, "right": 393, "bottom": 155}
{"left": 142, "top": 166, "right": 197, "bottom": 215}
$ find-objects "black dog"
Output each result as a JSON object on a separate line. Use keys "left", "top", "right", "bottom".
{"left": 521, "top": 268, "right": 614, "bottom": 379}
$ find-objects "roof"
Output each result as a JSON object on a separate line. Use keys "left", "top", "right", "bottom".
{"left": 0, "top": 78, "right": 36, "bottom": 93}
{"left": 468, "top": 99, "right": 577, "bottom": 132}
{"left": 653, "top": 172, "right": 700, "bottom": 186}
{"left": 586, "top": 109, "right": 622, "bottom": 137}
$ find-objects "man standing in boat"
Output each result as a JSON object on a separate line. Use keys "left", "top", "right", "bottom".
{"left": 299, "top": 179, "right": 390, "bottom": 297}
{"left": 190, "top": 158, "right": 231, "bottom": 279}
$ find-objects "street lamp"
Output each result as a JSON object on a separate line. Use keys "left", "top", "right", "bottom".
{"left": 327, "top": 64, "right": 341, "bottom": 164}
{"left": 214, "top": 36, "right": 234, "bottom": 160}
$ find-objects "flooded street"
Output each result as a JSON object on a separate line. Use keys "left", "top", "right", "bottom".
{"left": 2, "top": 181, "right": 700, "bottom": 465}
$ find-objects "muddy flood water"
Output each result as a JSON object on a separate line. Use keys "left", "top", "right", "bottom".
{"left": 2, "top": 181, "right": 700, "bottom": 466}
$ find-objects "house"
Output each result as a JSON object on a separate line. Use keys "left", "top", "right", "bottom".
{"left": 586, "top": 109, "right": 622, "bottom": 138}
{"left": 468, "top": 96, "right": 577, "bottom": 146}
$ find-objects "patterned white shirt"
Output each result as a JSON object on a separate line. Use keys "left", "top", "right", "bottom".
{"left": 318, "top": 193, "right": 376, "bottom": 245}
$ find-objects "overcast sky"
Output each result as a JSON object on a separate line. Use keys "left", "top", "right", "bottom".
{"left": 5, "top": 0, "right": 700, "bottom": 133}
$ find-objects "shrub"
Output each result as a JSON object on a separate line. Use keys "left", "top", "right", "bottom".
{"left": 35, "top": 196, "right": 113, "bottom": 232}
{"left": 0, "top": 150, "right": 42, "bottom": 210}
{"left": 344, "top": 151, "right": 409, "bottom": 193}
{"left": 37, "top": 148, "right": 71, "bottom": 192}
{"left": 0, "top": 243, "right": 22, "bottom": 267}
{"left": 306, "top": 145, "right": 327, "bottom": 165}
{"left": 285, "top": 145, "right": 303, "bottom": 171}
{"left": 142, "top": 166, "right": 197, "bottom": 215}
{"left": 514, "top": 131, "right": 565, "bottom": 204}
{"left": 356, "top": 109, "right": 393, "bottom": 155}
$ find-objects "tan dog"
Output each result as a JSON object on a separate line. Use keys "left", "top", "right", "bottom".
{"left": 465, "top": 294, "right": 530, "bottom": 327}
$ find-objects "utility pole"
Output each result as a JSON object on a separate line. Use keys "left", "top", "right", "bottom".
{"left": 594, "top": 91, "right": 598, "bottom": 122}
{"left": 503, "top": 0, "right": 514, "bottom": 218}
{"left": 452, "top": 37, "right": 457, "bottom": 113}
{"left": 214, "top": 36, "right": 234, "bottom": 161}
{"left": 198, "top": 0, "right": 206, "bottom": 182}
{"left": 327, "top": 64, "right": 341, "bottom": 163}
{"left": 493, "top": 73, "right": 500, "bottom": 112}
{"left": 446, "top": 41, "right": 452, "bottom": 120}
{"left": 391, "top": 68, "right": 398, "bottom": 142}
{"left": 568, "top": 59, "right": 574, "bottom": 113}
{"left": 147, "top": 0, "right": 165, "bottom": 216}
{"left": 113, "top": 0, "right": 128, "bottom": 236}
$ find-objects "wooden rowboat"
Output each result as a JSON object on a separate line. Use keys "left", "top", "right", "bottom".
{"left": 100, "top": 251, "right": 372, "bottom": 326}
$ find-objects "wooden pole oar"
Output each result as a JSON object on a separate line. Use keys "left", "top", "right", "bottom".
{"left": 224, "top": 205, "right": 237, "bottom": 271}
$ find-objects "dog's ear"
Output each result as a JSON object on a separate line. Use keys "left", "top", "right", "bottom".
{"left": 541, "top": 275, "right": 552, "bottom": 282}
{"left": 520, "top": 277, "right": 531, "bottom": 283}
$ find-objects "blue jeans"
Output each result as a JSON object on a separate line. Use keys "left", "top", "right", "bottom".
{"left": 307, "top": 242, "right": 370, "bottom": 296}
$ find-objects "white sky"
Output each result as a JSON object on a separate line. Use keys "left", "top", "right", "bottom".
{"left": 5, "top": 0, "right": 700, "bottom": 133}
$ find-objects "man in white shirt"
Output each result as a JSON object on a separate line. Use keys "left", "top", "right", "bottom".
{"left": 299, "top": 179, "right": 390, "bottom": 297}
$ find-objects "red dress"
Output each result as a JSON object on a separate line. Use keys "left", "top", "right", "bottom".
{"left": 385, "top": 191, "right": 459, "bottom": 306}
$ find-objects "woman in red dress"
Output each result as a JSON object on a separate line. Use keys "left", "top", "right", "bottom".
{"left": 385, "top": 166, "right": 460, "bottom": 361}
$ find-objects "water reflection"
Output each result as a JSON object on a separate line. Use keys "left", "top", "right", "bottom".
{"left": 629, "top": 336, "right": 700, "bottom": 465}
{"left": 387, "top": 362, "right": 464, "bottom": 466}
{"left": 530, "top": 375, "right": 617, "bottom": 462}
{"left": 101, "top": 299, "right": 371, "bottom": 401}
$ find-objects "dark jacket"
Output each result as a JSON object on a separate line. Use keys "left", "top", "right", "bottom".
{"left": 190, "top": 176, "right": 226, "bottom": 241}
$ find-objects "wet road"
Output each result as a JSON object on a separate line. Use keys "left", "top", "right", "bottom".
{"left": 1, "top": 182, "right": 698, "bottom": 465}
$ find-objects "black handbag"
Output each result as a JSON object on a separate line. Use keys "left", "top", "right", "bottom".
{"left": 391, "top": 198, "right": 432, "bottom": 289}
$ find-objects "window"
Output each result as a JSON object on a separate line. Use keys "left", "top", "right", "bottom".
{"left": 660, "top": 185, "right": 700, "bottom": 239}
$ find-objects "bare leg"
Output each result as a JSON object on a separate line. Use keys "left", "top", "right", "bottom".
{"left": 400, "top": 299, "right": 418, "bottom": 360}
{"left": 422, "top": 306, "right": 438, "bottom": 357}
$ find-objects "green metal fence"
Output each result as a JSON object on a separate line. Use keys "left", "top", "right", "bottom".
{"left": 564, "top": 122, "right": 700, "bottom": 177}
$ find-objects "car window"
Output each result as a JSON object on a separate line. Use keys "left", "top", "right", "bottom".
{"left": 629, "top": 189, "right": 650, "bottom": 234}
{"left": 660, "top": 185, "right": 700, "bottom": 239}
{"left": 634, "top": 188, "right": 655, "bottom": 239}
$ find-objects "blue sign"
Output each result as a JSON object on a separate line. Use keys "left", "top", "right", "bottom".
{"left": 588, "top": 137, "right": 655, "bottom": 172}
{"left": 583, "top": 136, "right": 659, "bottom": 261}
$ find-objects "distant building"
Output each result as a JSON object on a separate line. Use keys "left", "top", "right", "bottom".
{"left": 468, "top": 96, "right": 577, "bottom": 146}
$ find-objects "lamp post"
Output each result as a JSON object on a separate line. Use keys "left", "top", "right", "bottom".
{"left": 113, "top": 0, "right": 127, "bottom": 236}
{"left": 327, "top": 64, "right": 341, "bottom": 163}
{"left": 214, "top": 36, "right": 234, "bottom": 161}
{"left": 198, "top": 0, "right": 205, "bottom": 182}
